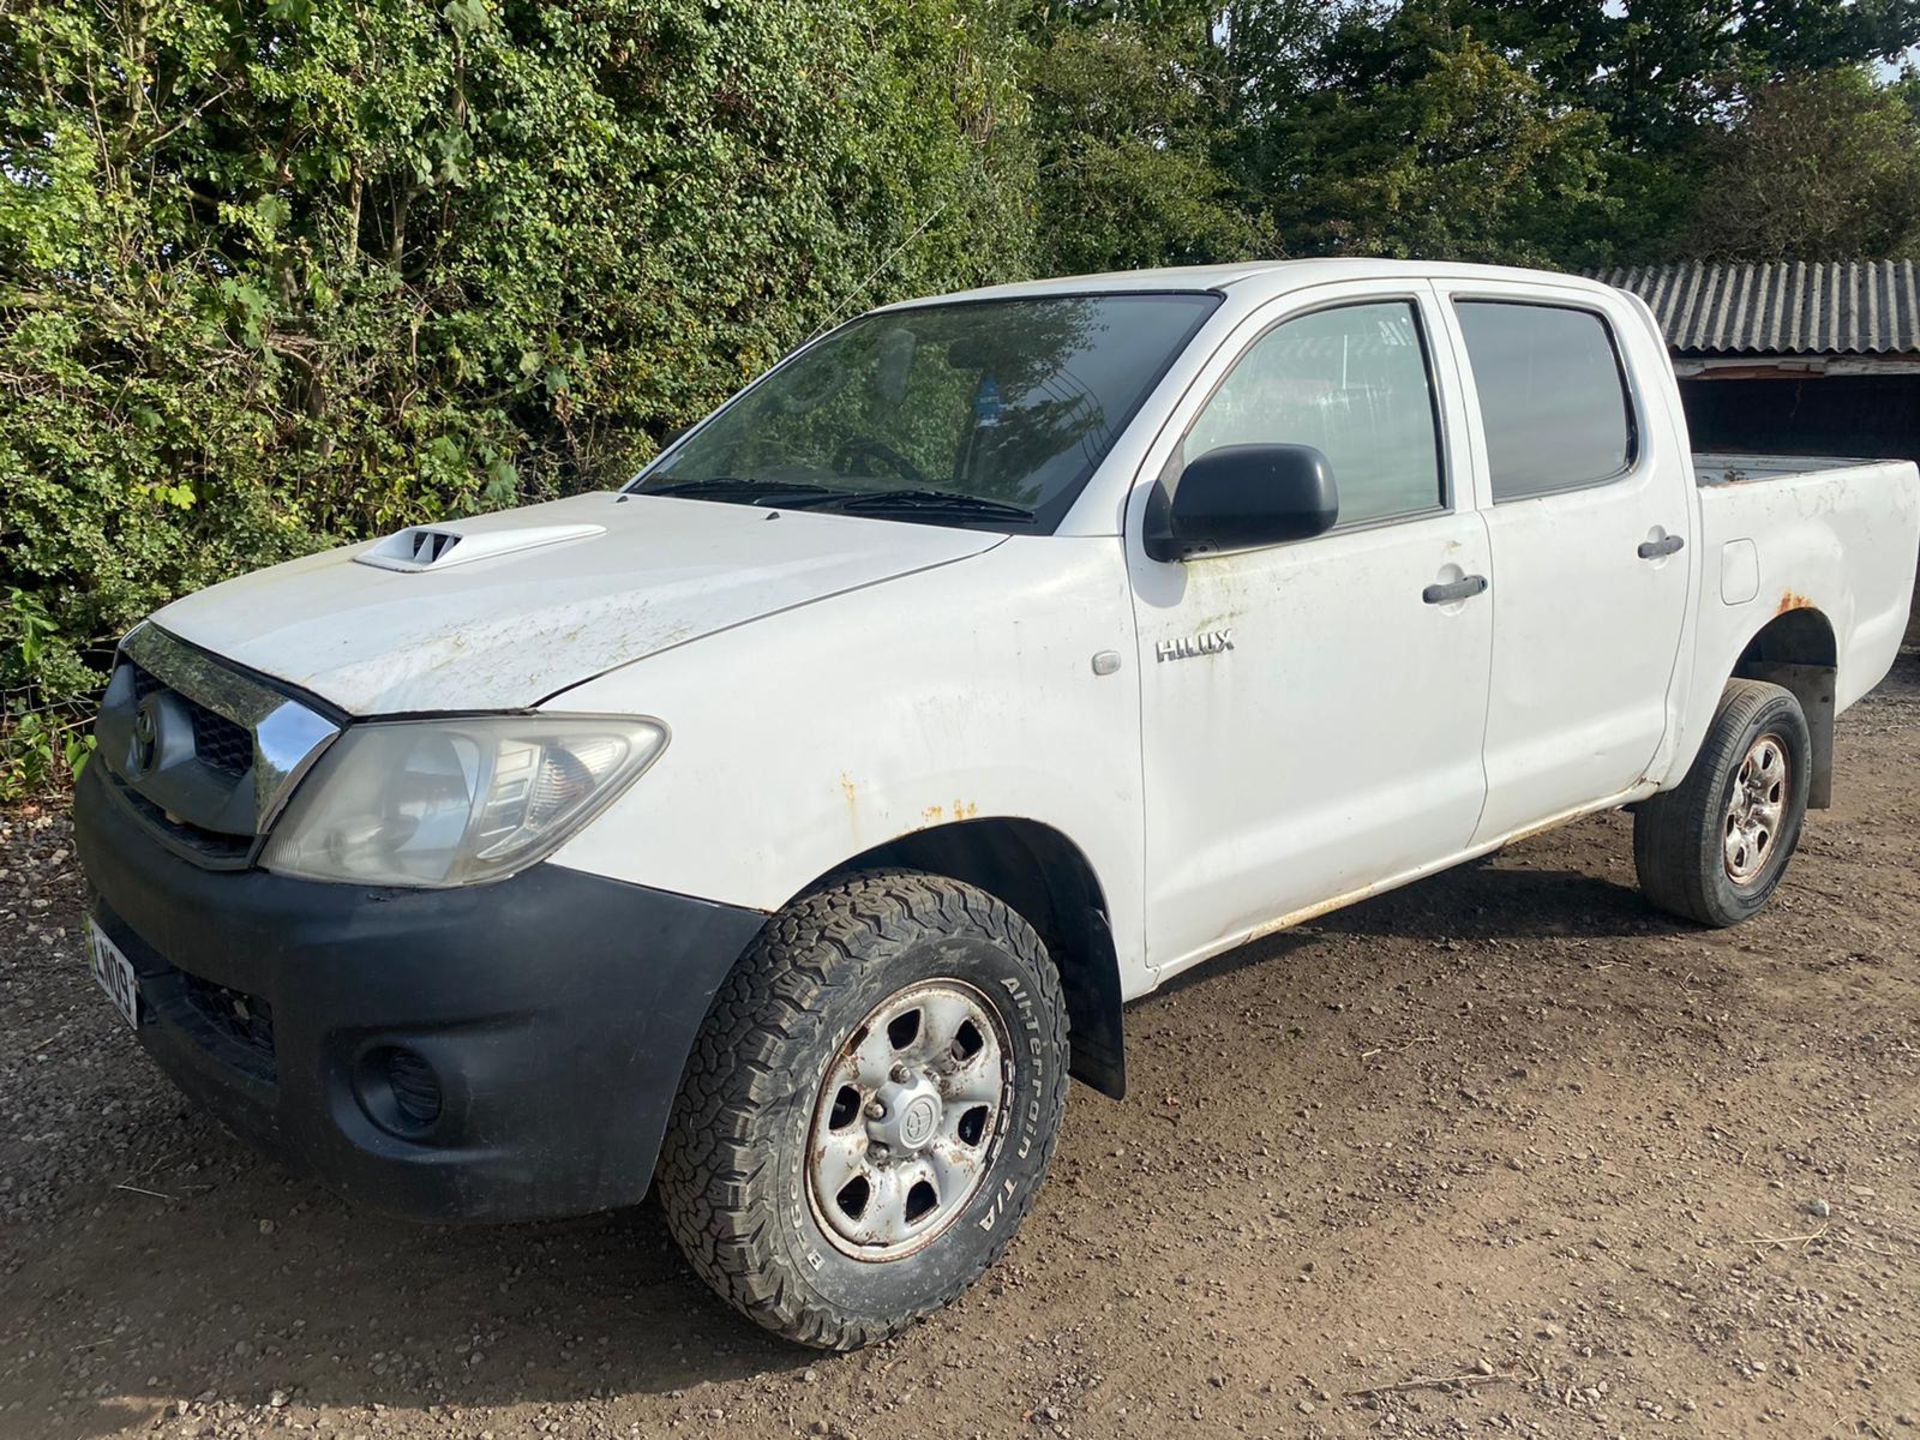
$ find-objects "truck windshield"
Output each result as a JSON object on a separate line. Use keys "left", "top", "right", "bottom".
{"left": 631, "top": 292, "right": 1221, "bottom": 531}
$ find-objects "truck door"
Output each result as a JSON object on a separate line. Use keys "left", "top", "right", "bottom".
{"left": 1433, "top": 286, "right": 1693, "bottom": 843}
{"left": 1129, "top": 283, "right": 1494, "bottom": 973}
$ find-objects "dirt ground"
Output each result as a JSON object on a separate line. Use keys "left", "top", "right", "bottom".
{"left": 3, "top": 652, "right": 1918, "bottom": 1440}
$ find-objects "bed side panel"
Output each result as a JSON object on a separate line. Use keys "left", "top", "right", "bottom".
{"left": 1668, "top": 461, "right": 1919, "bottom": 780}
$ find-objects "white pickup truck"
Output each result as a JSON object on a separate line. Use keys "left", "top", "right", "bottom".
{"left": 75, "top": 260, "right": 1919, "bottom": 1349}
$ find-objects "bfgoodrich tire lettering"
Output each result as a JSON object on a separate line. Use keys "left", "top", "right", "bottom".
{"left": 1634, "top": 679, "right": 1812, "bottom": 928}
{"left": 657, "top": 871, "right": 1070, "bottom": 1350}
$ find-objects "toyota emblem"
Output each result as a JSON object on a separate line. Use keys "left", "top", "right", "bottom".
{"left": 129, "top": 701, "right": 160, "bottom": 777}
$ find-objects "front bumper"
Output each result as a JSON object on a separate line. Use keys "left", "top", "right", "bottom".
{"left": 72, "top": 762, "right": 769, "bottom": 1222}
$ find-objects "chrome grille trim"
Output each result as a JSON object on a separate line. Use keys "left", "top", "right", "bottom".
{"left": 107, "top": 624, "right": 342, "bottom": 839}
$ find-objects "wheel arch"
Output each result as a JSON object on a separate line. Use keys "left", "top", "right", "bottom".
{"left": 1729, "top": 605, "right": 1838, "bottom": 808}
{"left": 798, "top": 818, "right": 1127, "bottom": 1099}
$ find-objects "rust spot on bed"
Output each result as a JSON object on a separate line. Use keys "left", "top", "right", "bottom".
{"left": 839, "top": 774, "right": 861, "bottom": 839}
{"left": 917, "top": 800, "right": 978, "bottom": 829}
{"left": 1776, "top": 590, "right": 1813, "bottom": 615}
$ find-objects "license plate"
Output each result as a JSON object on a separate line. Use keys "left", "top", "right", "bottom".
{"left": 87, "top": 919, "right": 141, "bottom": 1030}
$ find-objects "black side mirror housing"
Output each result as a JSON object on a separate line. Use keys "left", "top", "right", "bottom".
{"left": 1144, "top": 443, "right": 1339, "bottom": 562}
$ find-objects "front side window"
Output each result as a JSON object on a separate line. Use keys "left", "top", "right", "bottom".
{"left": 1455, "top": 301, "right": 1636, "bottom": 501}
{"left": 1184, "top": 300, "right": 1445, "bottom": 528}
{"left": 634, "top": 293, "right": 1221, "bottom": 531}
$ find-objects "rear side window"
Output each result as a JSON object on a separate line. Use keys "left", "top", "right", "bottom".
{"left": 1455, "top": 301, "right": 1636, "bottom": 501}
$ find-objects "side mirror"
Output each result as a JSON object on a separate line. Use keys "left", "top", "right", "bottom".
{"left": 1144, "top": 444, "right": 1339, "bottom": 562}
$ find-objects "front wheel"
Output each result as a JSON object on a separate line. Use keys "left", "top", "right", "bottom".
{"left": 1634, "top": 679, "right": 1812, "bottom": 927}
{"left": 657, "top": 872, "right": 1069, "bottom": 1350}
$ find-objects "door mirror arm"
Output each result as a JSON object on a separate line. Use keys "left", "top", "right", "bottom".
{"left": 1142, "top": 478, "right": 1181, "bottom": 563}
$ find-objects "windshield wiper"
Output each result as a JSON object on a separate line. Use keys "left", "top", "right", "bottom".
{"left": 636, "top": 477, "right": 1038, "bottom": 524}
{"left": 635, "top": 476, "right": 840, "bottom": 505}
{"left": 824, "top": 488, "right": 1037, "bottom": 523}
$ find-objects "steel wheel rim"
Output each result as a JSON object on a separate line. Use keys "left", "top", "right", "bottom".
{"left": 806, "top": 979, "right": 1011, "bottom": 1262}
{"left": 1725, "top": 731, "right": 1790, "bottom": 884}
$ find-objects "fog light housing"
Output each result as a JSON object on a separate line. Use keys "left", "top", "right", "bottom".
{"left": 357, "top": 1045, "right": 443, "bottom": 1135}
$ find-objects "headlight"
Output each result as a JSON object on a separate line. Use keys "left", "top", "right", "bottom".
{"left": 261, "top": 715, "right": 667, "bottom": 887}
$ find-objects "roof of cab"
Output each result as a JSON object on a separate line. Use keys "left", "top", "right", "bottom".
{"left": 878, "top": 258, "right": 1617, "bottom": 309}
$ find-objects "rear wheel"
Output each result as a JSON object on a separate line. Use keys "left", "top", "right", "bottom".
{"left": 657, "top": 871, "right": 1069, "bottom": 1350}
{"left": 1634, "top": 679, "right": 1811, "bottom": 927}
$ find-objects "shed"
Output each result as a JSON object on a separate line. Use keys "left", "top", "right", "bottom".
{"left": 1593, "top": 260, "right": 1920, "bottom": 641}
{"left": 1591, "top": 261, "right": 1920, "bottom": 461}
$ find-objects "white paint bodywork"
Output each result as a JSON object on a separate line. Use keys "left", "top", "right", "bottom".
{"left": 145, "top": 260, "right": 1920, "bottom": 1004}
{"left": 1681, "top": 456, "right": 1919, "bottom": 754}
{"left": 148, "top": 493, "right": 999, "bottom": 713}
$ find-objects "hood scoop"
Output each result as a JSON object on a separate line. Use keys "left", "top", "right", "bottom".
{"left": 355, "top": 522, "right": 605, "bottom": 574}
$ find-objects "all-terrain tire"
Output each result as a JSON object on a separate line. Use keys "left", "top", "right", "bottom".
{"left": 656, "top": 870, "right": 1070, "bottom": 1350}
{"left": 1634, "top": 679, "right": 1811, "bottom": 927}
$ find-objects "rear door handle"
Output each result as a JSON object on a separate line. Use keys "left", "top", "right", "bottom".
{"left": 1638, "top": 534, "right": 1685, "bottom": 560}
{"left": 1422, "top": 575, "right": 1488, "bottom": 605}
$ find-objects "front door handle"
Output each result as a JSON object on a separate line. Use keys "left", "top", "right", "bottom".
{"left": 1422, "top": 574, "right": 1488, "bottom": 605}
{"left": 1638, "top": 533, "right": 1685, "bottom": 560}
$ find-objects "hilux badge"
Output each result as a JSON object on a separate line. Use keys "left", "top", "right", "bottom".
{"left": 1156, "top": 628, "right": 1235, "bottom": 662}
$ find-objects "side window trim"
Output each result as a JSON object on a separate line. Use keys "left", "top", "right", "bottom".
{"left": 1448, "top": 295, "right": 1644, "bottom": 504}
{"left": 1174, "top": 292, "right": 1454, "bottom": 536}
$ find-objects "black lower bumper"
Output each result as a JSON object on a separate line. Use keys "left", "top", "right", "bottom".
{"left": 72, "top": 763, "right": 768, "bottom": 1223}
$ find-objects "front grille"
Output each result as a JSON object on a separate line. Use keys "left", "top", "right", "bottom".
{"left": 127, "top": 662, "right": 254, "bottom": 777}
{"left": 189, "top": 706, "right": 253, "bottom": 776}
{"left": 181, "top": 974, "right": 276, "bottom": 1082}
{"left": 105, "top": 627, "right": 340, "bottom": 876}
{"left": 106, "top": 772, "right": 253, "bottom": 865}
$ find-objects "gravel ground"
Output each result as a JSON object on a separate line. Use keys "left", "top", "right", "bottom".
{"left": 3, "top": 649, "right": 1918, "bottom": 1440}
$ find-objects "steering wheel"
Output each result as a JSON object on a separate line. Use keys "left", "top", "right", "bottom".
{"left": 834, "top": 436, "right": 927, "bottom": 486}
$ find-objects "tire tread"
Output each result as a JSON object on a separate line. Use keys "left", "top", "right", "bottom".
{"left": 1634, "top": 679, "right": 1807, "bottom": 927}
{"left": 657, "top": 870, "right": 1068, "bottom": 1350}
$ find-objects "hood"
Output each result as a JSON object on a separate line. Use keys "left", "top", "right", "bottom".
{"left": 149, "top": 492, "right": 1001, "bottom": 714}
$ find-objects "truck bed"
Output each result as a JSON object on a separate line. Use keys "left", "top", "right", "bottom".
{"left": 1690, "top": 451, "right": 1919, "bottom": 720}
{"left": 1693, "top": 451, "right": 1897, "bottom": 485}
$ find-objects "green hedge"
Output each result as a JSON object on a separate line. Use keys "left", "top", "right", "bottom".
{"left": 0, "top": 0, "right": 1033, "bottom": 792}
{"left": 10, "top": 1, "right": 1917, "bottom": 796}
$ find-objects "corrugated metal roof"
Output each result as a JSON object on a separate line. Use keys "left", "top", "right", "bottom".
{"left": 1590, "top": 261, "right": 1920, "bottom": 356}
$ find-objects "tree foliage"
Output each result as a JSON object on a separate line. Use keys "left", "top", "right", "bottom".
{"left": 1, "top": 0, "right": 1031, "bottom": 755}
{"left": 1026, "top": 20, "right": 1269, "bottom": 274}
{"left": 6, "top": 0, "right": 1920, "bottom": 792}
{"left": 1682, "top": 66, "right": 1920, "bottom": 259}
{"left": 1272, "top": 4, "right": 1614, "bottom": 262}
